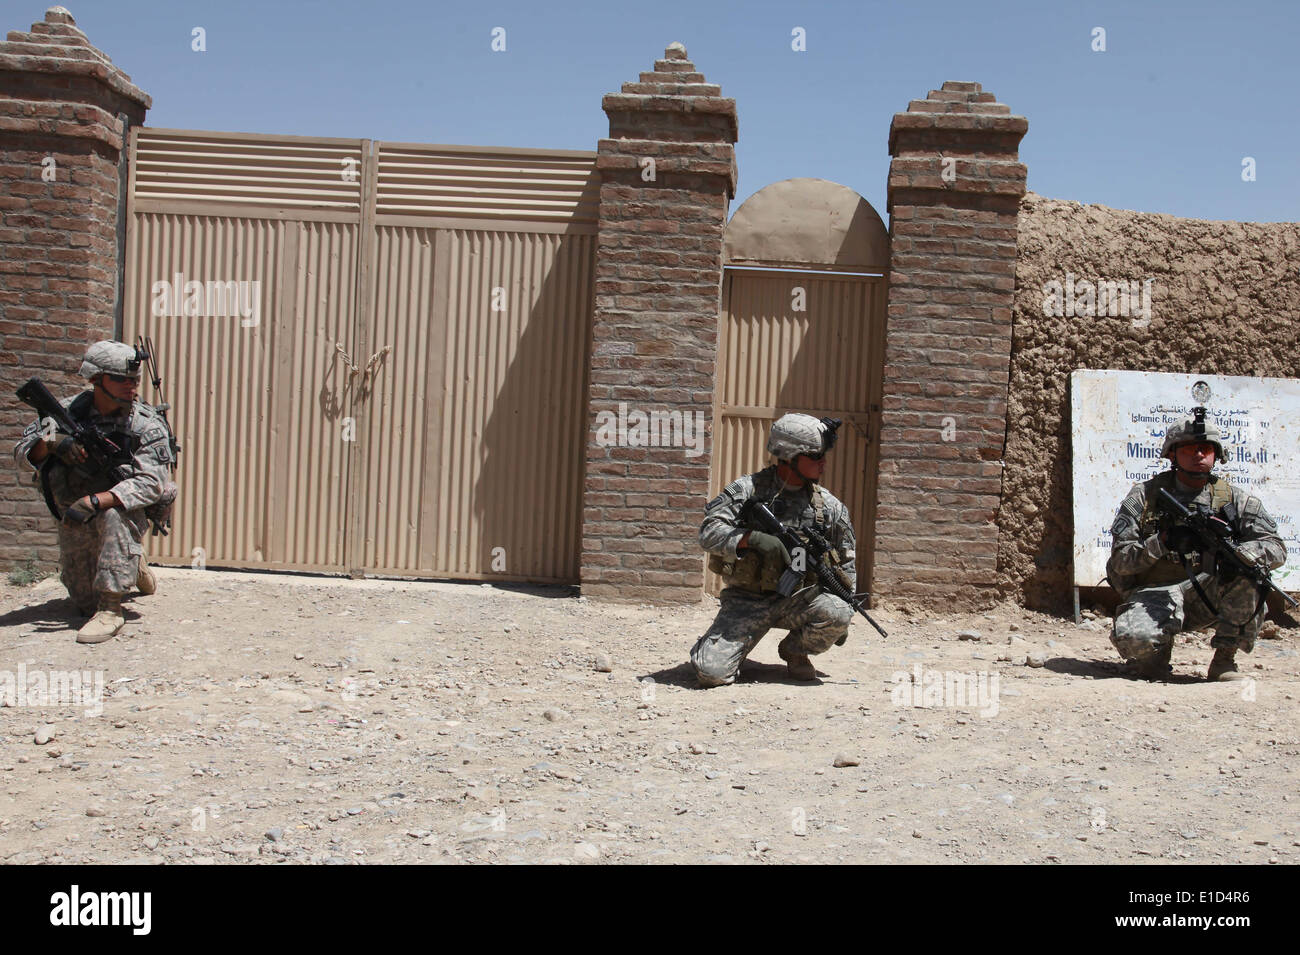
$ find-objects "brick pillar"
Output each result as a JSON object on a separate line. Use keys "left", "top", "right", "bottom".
{"left": 872, "top": 81, "right": 1027, "bottom": 608}
{"left": 581, "top": 43, "right": 737, "bottom": 603}
{"left": 0, "top": 6, "right": 151, "bottom": 568}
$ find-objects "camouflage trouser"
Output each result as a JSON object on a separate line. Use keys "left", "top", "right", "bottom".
{"left": 690, "top": 587, "right": 852, "bottom": 687}
{"left": 58, "top": 507, "right": 148, "bottom": 611}
{"left": 1111, "top": 573, "right": 1266, "bottom": 665}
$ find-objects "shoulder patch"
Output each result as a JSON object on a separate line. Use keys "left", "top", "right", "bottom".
{"left": 705, "top": 493, "right": 726, "bottom": 512}
{"left": 833, "top": 498, "right": 853, "bottom": 526}
{"left": 131, "top": 401, "right": 163, "bottom": 423}
{"left": 1244, "top": 496, "right": 1262, "bottom": 517}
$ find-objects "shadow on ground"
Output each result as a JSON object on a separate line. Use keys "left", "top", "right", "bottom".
{"left": 642, "top": 659, "right": 825, "bottom": 689}
{"left": 1046, "top": 655, "right": 1204, "bottom": 685}
{"left": 0, "top": 593, "right": 142, "bottom": 637}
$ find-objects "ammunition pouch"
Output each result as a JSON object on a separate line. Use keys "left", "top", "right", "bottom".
{"left": 709, "top": 545, "right": 843, "bottom": 595}
{"left": 709, "top": 550, "right": 776, "bottom": 593}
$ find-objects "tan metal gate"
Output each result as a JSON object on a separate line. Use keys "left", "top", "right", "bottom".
{"left": 123, "top": 128, "right": 597, "bottom": 583}
{"left": 707, "top": 268, "right": 887, "bottom": 594}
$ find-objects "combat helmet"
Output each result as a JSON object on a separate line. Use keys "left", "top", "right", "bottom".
{"left": 1161, "top": 408, "right": 1224, "bottom": 463}
{"left": 767, "top": 413, "right": 841, "bottom": 461}
{"left": 79, "top": 341, "right": 141, "bottom": 380}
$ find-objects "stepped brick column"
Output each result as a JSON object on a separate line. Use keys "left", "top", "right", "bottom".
{"left": 0, "top": 6, "right": 151, "bottom": 568}
{"left": 872, "top": 81, "right": 1027, "bottom": 608}
{"left": 581, "top": 43, "right": 737, "bottom": 602}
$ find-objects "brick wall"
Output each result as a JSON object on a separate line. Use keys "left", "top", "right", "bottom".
{"left": 872, "top": 82, "right": 1027, "bottom": 608}
{"left": 0, "top": 7, "right": 150, "bottom": 569}
{"left": 580, "top": 43, "right": 737, "bottom": 603}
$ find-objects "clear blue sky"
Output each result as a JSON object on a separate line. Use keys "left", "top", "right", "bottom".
{"left": 11, "top": 0, "right": 1297, "bottom": 223}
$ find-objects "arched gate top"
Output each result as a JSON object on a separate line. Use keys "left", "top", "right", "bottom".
{"left": 724, "top": 178, "right": 888, "bottom": 273}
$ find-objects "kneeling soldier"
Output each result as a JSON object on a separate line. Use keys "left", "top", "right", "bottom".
{"left": 691, "top": 413, "right": 857, "bottom": 686}
{"left": 14, "top": 341, "right": 176, "bottom": 643}
{"left": 1106, "top": 407, "right": 1286, "bottom": 681}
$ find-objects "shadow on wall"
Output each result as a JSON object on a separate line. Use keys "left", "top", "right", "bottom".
{"left": 470, "top": 229, "right": 595, "bottom": 585}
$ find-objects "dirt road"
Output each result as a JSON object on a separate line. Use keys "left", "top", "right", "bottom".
{"left": 1, "top": 568, "right": 1296, "bottom": 864}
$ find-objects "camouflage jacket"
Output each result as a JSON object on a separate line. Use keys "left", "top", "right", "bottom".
{"left": 1106, "top": 470, "right": 1286, "bottom": 595}
{"left": 13, "top": 392, "right": 173, "bottom": 512}
{"left": 700, "top": 465, "right": 856, "bottom": 592}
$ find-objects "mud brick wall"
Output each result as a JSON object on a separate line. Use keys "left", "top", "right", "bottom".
{"left": 1001, "top": 192, "right": 1300, "bottom": 612}
{"left": 580, "top": 43, "right": 737, "bottom": 603}
{"left": 872, "top": 82, "right": 1028, "bottom": 610}
{"left": 0, "top": 6, "right": 150, "bottom": 568}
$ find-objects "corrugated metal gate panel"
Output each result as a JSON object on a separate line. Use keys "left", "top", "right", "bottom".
{"left": 376, "top": 143, "right": 599, "bottom": 223}
{"left": 708, "top": 269, "right": 886, "bottom": 595}
{"left": 418, "top": 229, "right": 594, "bottom": 582}
{"left": 124, "top": 213, "right": 289, "bottom": 568}
{"left": 124, "top": 128, "right": 596, "bottom": 582}
{"left": 133, "top": 128, "right": 365, "bottom": 211}
{"left": 354, "top": 225, "right": 437, "bottom": 573}
{"left": 270, "top": 220, "right": 360, "bottom": 570}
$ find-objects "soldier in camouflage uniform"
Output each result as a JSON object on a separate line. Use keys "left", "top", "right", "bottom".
{"left": 691, "top": 413, "right": 858, "bottom": 686}
{"left": 13, "top": 341, "right": 177, "bottom": 644}
{"left": 1106, "top": 410, "right": 1286, "bottom": 681}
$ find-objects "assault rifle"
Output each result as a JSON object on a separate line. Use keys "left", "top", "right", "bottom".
{"left": 16, "top": 377, "right": 135, "bottom": 522}
{"left": 742, "top": 498, "right": 888, "bottom": 639}
{"left": 1157, "top": 487, "right": 1298, "bottom": 613}
{"left": 137, "top": 335, "right": 180, "bottom": 472}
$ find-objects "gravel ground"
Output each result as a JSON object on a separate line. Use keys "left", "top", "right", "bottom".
{"left": 1, "top": 567, "right": 1297, "bottom": 865}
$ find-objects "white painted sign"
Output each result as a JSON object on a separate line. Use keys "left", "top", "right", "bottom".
{"left": 1071, "top": 369, "right": 1300, "bottom": 591}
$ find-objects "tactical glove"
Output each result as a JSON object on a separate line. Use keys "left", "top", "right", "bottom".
{"left": 49, "top": 434, "right": 87, "bottom": 466}
{"left": 63, "top": 497, "right": 97, "bottom": 524}
{"left": 1165, "top": 524, "right": 1202, "bottom": 555}
{"left": 745, "top": 531, "right": 791, "bottom": 568}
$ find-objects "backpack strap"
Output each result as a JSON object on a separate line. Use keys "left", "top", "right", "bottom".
{"left": 811, "top": 484, "right": 826, "bottom": 527}
{"left": 1209, "top": 477, "right": 1239, "bottom": 536}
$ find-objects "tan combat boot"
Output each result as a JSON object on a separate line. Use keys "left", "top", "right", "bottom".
{"left": 1207, "top": 647, "right": 1247, "bottom": 682}
{"left": 1132, "top": 645, "right": 1172, "bottom": 681}
{"left": 77, "top": 593, "right": 125, "bottom": 644}
{"left": 136, "top": 556, "right": 157, "bottom": 596}
{"left": 778, "top": 644, "right": 818, "bottom": 681}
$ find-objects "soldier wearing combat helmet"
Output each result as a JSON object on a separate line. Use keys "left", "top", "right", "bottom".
{"left": 13, "top": 341, "right": 177, "bottom": 643}
{"left": 690, "top": 413, "right": 858, "bottom": 686}
{"left": 1106, "top": 397, "right": 1286, "bottom": 681}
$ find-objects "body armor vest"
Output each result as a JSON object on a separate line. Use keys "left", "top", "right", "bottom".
{"left": 708, "top": 467, "right": 840, "bottom": 594}
{"left": 1133, "top": 471, "right": 1236, "bottom": 587}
